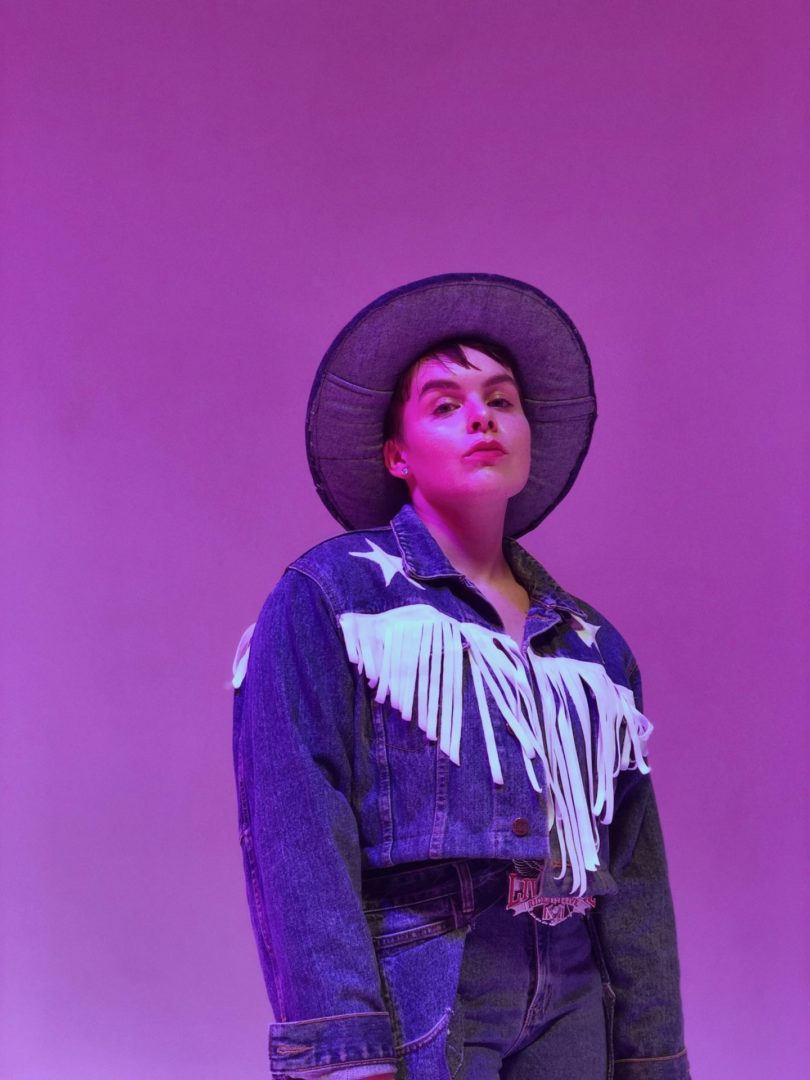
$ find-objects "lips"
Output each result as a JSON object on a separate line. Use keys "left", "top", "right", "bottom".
{"left": 464, "top": 440, "right": 506, "bottom": 458}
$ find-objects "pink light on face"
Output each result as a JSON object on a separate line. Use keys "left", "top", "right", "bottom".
{"left": 386, "top": 349, "right": 532, "bottom": 519}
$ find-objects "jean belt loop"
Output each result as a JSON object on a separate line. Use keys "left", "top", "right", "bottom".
{"left": 453, "top": 861, "right": 476, "bottom": 921}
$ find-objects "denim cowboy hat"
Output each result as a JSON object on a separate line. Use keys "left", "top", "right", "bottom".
{"left": 306, "top": 272, "right": 596, "bottom": 539}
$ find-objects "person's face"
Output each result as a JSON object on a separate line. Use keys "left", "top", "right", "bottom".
{"left": 383, "top": 347, "right": 531, "bottom": 516}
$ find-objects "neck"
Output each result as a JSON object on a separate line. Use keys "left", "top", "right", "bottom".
{"left": 410, "top": 494, "right": 510, "bottom": 583}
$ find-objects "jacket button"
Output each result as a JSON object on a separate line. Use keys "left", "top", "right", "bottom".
{"left": 512, "top": 817, "right": 530, "bottom": 837}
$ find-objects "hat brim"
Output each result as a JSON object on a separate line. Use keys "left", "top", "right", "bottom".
{"left": 306, "top": 273, "right": 596, "bottom": 539}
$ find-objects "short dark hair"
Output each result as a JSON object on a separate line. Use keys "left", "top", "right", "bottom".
{"left": 383, "top": 339, "right": 522, "bottom": 441}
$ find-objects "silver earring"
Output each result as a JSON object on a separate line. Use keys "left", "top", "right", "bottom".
{"left": 401, "top": 466, "right": 409, "bottom": 476}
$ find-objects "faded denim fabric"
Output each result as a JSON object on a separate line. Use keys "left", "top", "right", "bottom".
{"left": 361, "top": 858, "right": 606, "bottom": 1079}
{"left": 233, "top": 504, "right": 689, "bottom": 1078}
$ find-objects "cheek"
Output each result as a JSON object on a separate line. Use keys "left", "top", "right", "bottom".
{"left": 404, "top": 423, "right": 457, "bottom": 462}
{"left": 513, "top": 419, "right": 532, "bottom": 477}
{"left": 512, "top": 414, "right": 531, "bottom": 450}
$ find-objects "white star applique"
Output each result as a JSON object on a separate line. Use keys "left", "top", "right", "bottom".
{"left": 349, "top": 540, "right": 425, "bottom": 590}
{"left": 571, "top": 615, "right": 601, "bottom": 648}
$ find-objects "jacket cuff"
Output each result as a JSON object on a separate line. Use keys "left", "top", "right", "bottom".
{"left": 614, "top": 1048, "right": 690, "bottom": 1080}
{"left": 269, "top": 1012, "right": 395, "bottom": 1078}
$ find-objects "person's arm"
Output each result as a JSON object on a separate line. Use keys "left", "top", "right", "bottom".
{"left": 234, "top": 568, "right": 397, "bottom": 1078}
{"left": 592, "top": 657, "right": 691, "bottom": 1080}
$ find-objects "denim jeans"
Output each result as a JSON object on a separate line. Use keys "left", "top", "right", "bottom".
{"left": 364, "top": 858, "right": 609, "bottom": 1079}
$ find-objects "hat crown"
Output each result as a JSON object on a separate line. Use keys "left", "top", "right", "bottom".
{"left": 306, "top": 273, "right": 596, "bottom": 538}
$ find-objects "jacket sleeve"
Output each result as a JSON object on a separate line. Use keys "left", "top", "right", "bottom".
{"left": 233, "top": 568, "right": 397, "bottom": 1078}
{"left": 592, "top": 657, "right": 691, "bottom": 1080}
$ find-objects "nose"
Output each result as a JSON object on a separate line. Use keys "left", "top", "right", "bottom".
{"left": 468, "top": 400, "right": 497, "bottom": 433}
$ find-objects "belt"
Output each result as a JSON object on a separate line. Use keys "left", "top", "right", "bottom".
{"left": 507, "top": 860, "right": 596, "bottom": 925}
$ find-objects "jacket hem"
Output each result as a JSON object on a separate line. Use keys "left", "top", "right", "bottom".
{"left": 613, "top": 1047, "right": 690, "bottom": 1079}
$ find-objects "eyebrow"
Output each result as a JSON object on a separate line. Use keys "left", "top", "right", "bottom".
{"left": 417, "top": 372, "right": 518, "bottom": 398}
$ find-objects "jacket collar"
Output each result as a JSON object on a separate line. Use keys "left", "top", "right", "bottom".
{"left": 390, "top": 503, "right": 585, "bottom": 620}
{"left": 503, "top": 538, "right": 586, "bottom": 619}
{"left": 391, "top": 504, "right": 462, "bottom": 582}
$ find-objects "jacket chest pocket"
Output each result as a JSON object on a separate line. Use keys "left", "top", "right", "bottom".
{"left": 370, "top": 700, "right": 447, "bottom": 845}
{"left": 369, "top": 697, "right": 438, "bottom": 756}
{"left": 385, "top": 709, "right": 437, "bottom": 754}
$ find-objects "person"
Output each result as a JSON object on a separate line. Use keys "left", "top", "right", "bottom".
{"left": 232, "top": 273, "right": 689, "bottom": 1079}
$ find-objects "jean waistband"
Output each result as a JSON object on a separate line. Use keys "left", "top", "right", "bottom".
{"left": 362, "top": 858, "right": 508, "bottom": 917}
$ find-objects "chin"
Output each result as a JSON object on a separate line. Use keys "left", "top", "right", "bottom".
{"left": 453, "top": 479, "right": 523, "bottom": 504}
{"left": 471, "top": 470, "right": 527, "bottom": 498}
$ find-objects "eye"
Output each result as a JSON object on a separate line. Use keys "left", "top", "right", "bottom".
{"left": 488, "top": 395, "right": 514, "bottom": 409}
{"left": 432, "top": 400, "right": 459, "bottom": 416}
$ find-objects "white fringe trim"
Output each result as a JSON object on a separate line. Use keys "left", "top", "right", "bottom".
{"left": 231, "top": 623, "right": 255, "bottom": 689}
{"left": 340, "top": 605, "right": 652, "bottom": 896}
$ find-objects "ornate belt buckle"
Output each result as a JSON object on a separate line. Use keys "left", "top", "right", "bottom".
{"left": 506, "top": 871, "right": 595, "bottom": 924}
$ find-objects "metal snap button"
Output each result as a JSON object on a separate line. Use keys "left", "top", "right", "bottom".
{"left": 512, "top": 817, "right": 530, "bottom": 837}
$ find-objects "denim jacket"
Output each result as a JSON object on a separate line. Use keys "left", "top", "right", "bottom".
{"left": 232, "top": 504, "right": 688, "bottom": 1078}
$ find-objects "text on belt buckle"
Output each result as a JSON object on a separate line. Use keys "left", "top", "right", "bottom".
{"left": 506, "top": 872, "right": 596, "bottom": 925}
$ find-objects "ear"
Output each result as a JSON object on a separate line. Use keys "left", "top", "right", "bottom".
{"left": 383, "top": 437, "right": 408, "bottom": 480}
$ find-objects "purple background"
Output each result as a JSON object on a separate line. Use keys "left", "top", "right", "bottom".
{"left": 2, "top": 2, "right": 808, "bottom": 1076}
